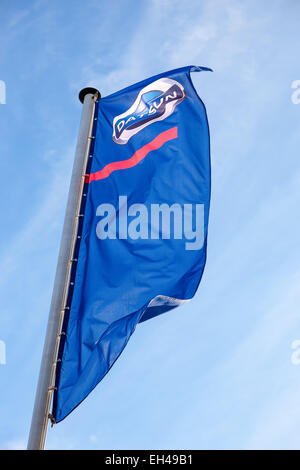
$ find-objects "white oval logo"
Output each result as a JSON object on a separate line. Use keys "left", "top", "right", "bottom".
{"left": 112, "top": 77, "right": 186, "bottom": 145}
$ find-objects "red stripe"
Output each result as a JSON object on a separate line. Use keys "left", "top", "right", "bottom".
{"left": 85, "top": 126, "right": 178, "bottom": 183}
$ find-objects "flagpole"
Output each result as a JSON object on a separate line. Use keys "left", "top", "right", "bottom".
{"left": 27, "top": 87, "right": 100, "bottom": 450}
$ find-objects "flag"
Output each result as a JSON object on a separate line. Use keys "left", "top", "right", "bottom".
{"left": 52, "top": 65, "right": 212, "bottom": 422}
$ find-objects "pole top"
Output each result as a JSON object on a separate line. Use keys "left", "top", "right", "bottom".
{"left": 79, "top": 87, "right": 101, "bottom": 103}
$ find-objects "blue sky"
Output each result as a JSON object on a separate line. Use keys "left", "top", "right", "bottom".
{"left": 0, "top": 0, "right": 300, "bottom": 450}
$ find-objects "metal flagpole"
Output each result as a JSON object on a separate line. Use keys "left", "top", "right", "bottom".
{"left": 27, "top": 87, "right": 100, "bottom": 450}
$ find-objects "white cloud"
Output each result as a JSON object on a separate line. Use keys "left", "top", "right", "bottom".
{"left": 4, "top": 439, "right": 26, "bottom": 450}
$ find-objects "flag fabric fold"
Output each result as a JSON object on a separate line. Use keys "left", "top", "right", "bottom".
{"left": 53, "top": 65, "right": 212, "bottom": 422}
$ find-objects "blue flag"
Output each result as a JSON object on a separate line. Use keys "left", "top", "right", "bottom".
{"left": 53, "top": 65, "right": 212, "bottom": 422}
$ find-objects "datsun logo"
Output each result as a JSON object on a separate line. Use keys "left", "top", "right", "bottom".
{"left": 112, "top": 77, "right": 186, "bottom": 145}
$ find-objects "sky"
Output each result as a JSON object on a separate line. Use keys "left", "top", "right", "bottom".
{"left": 0, "top": 0, "right": 300, "bottom": 450}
